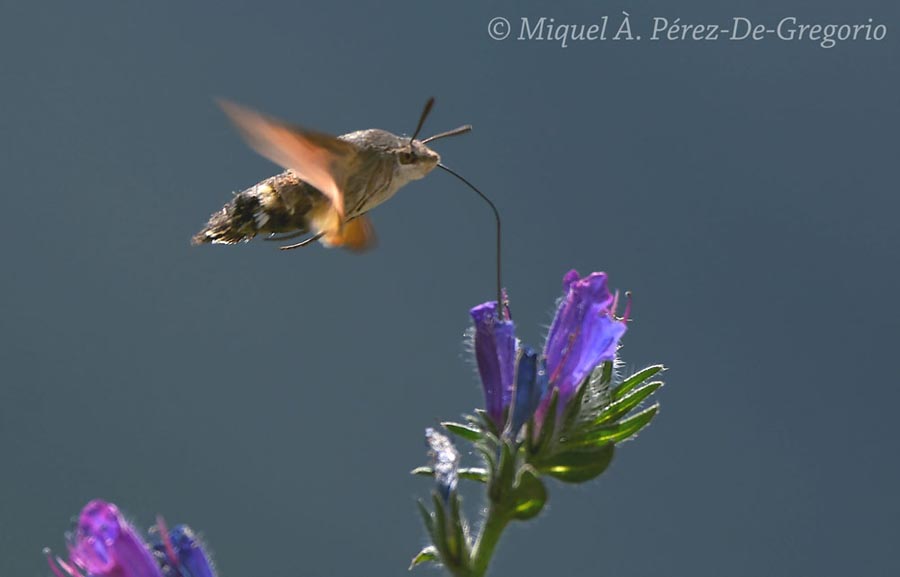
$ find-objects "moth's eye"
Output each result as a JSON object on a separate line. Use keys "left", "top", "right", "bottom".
{"left": 399, "top": 151, "right": 415, "bottom": 165}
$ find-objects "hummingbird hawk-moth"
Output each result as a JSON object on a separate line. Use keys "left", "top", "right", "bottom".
{"left": 192, "top": 98, "right": 471, "bottom": 251}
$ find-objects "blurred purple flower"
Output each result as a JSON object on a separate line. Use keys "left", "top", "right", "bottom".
{"left": 45, "top": 500, "right": 216, "bottom": 577}
{"left": 470, "top": 270, "right": 628, "bottom": 433}
{"left": 152, "top": 520, "right": 217, "bottom": 577}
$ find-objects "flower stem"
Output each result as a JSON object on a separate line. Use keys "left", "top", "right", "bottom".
{"left": 466, "top": 502, "right": 510, "bottom": 577}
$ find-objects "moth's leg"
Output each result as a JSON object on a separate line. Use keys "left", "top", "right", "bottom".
{"left": 348, "top": 169, "right": 389, "bottom": 216}
{"left": 264, "top": 231, "right": 306, "bottom": 242}
{"left": 279, "top": 232, "right": 325, "bottom": 251}
{"left": 348, "top": 191, "right": 371, "bottom": 216}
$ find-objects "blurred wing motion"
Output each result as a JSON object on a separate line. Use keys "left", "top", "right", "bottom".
{"left": 218, "top": 99, "right": 358, "bottom": 218}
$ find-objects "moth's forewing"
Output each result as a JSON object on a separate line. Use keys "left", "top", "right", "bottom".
{"left": 218, "top": 99, "right": 358, "bottom": 218}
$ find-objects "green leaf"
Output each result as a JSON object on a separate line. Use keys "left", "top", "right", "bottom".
{"left": 592, "top": 360, "right": 614, "bottom": 392}
{"left": 614, "top": 365, "right": 665, "bottom": 401}
{"left": 560, "top": 372, "right": 592, "bottom": 432}
{"left": 476, "top": 443, "right": 498, "bottom": 476}
{"left": 594, "top": 381, "right": 663, "bottom": 426}
{"left": 459, "top": 467, "right": 489, "bottom": 483}
{"left": 430, "top": 493, "right": 468, "bottom": 569}
{"left": 417, "top": 499, "right": 435, "bottom": 543}
{"left": 598, "top": 360, "right": 614, "bottom": 384}
{"left": 572, "top": 405, "right": 659, "bottom": 447}
{"left": 560, "top": 361, "right": 616, "bottom": 430}
{"left": 522, "top": 420, "right": 533, "bottom": 447}
{"left": 474, "top": 408, "right": 501, "bottom": 436}
{"left": 448, "top": 493, "right": 470, "bottom": 563}
{"left": 431, "top": 493, "right": 451, "bottom": 564}
{"left": 536, "top": 443, "right": 615, "bottom": 483}
{"left": 585, "top": 360, "right": 615, "bottom": 410}
{"left": 480, "top": 429, "right": 501, "bottom": 449}
{"left": 464, "top": 413, "right": 481, "bottom": 425}
{"left": 415, "top": 466, "right": 487, "bottom": 483}
{"left": 511, "top": 466, "right": 547, "bottom": 520}
{"left": 442, "top": 422, "right": 483, "bottom": 443}
{"left": 409, "top": 546, "right": 439, "bottom": 570}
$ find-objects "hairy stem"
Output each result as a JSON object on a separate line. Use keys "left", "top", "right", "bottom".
{"left": 466, "top": 502, "right": 510, "bottom": 577}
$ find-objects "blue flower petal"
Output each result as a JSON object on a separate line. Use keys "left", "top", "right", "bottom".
{"left": 470, "top": 301, "right": 517, "bottom": 427}
{"left": 167, "top": 526, "right": 217, "bottom": 577}
{"left": 510, "top": 347, "right": 549, "bottom": 436}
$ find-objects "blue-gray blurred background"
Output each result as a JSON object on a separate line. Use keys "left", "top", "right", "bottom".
{"left": 2, "top": 1, "right": 898, "bottom": 576}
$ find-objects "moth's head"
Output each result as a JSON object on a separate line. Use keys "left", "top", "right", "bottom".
{"left": 395, "top": 139, "right": 440, "bottom": 182}
{"left": 392, "top": 97, "right": 472, "bottom": 183}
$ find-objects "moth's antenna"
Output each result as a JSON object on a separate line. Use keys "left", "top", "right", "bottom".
{"left": 437, "top": 163, "right": 504, "bottom": 318}
{"left": 422, "top": 124, "right": 472, "bottom": 144}
{"left": 410, "top": 97, "right": 435, "bottom": 143}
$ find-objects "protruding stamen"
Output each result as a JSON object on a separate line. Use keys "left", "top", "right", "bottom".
{"left": 501, "top": 288, "right": 512, "bottom": 320}
{"left": 44, "top": 550, "right": 83, "bottom": 577}
{"left": 45, "top": 551, "right": 67, "bottom": 577}
{"left": 156, "top": 515, "right": 179, "bottom": 570}
{"left": 620, "top": 291, "right": 633, "bottom": 322}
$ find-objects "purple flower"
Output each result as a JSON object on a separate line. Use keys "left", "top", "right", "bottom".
{"left": 152, "top": 523, "right": 217, "bottom": 577}
{"left": 470, "top": 301, "right": 516, "bottom": 427}
{"left": 509, "top": 347, "right": 548, "bottom": 435}
{"left": 539, "top": 271, "right": 628, "bottom": 415}
{"left": 46, "top": 500, "right": 216, "bottom": 577}
{"left": 470, "top": 270, "right": 628, "bottom": 433}
{"left": 65, "top": 500, "right": 162, "bottom": 577}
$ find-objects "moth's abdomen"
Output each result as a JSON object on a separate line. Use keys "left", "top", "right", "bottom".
{"left": 192, "top": 172, "right": 318, "bottom": 245}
